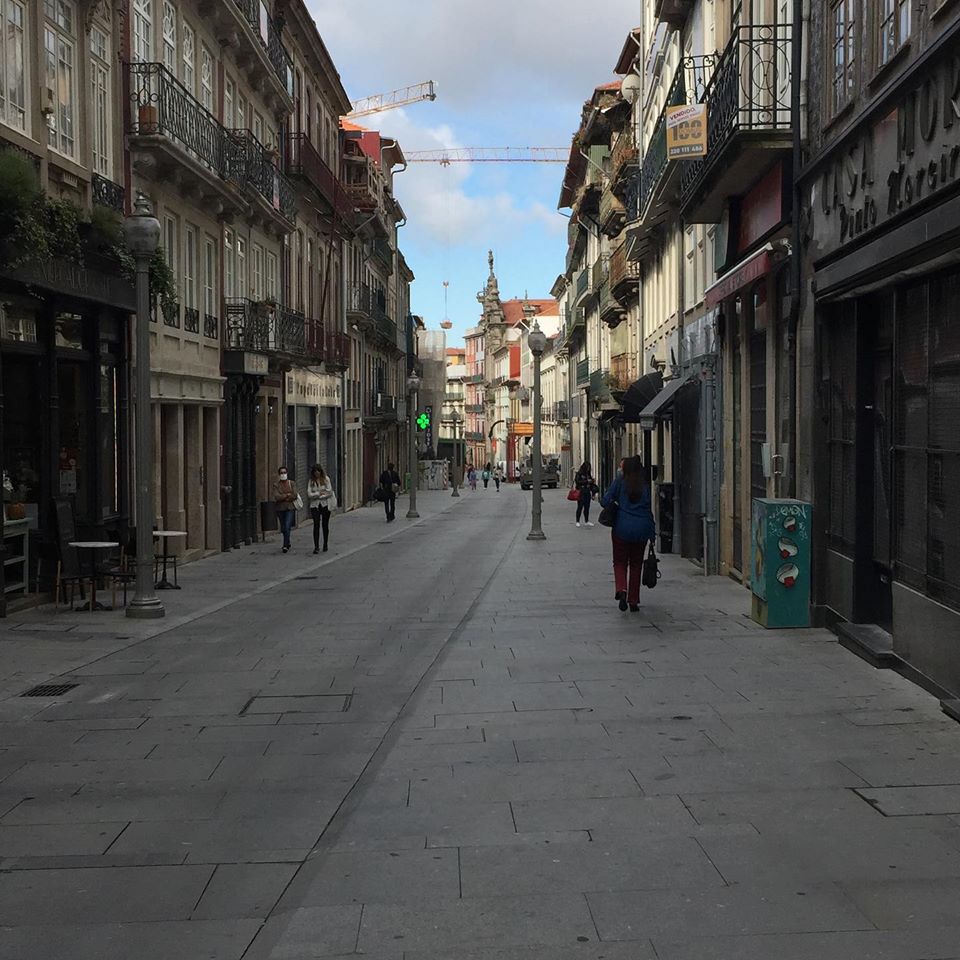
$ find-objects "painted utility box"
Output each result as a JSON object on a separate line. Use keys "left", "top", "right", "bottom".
{"left": 750, "top": 498, "right": 812, "bottom": 629}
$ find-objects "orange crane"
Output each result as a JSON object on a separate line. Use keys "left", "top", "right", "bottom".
{"left": 405, "top": 147, "right": 567, "bottom": 164}
{"left": 347, "top": 81, "right": 438, "bottom": 119}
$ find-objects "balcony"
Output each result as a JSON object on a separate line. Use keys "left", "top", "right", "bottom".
{"left": 576, "top": 358, "right": 590, "bottom": 387}
{"left": 574, "top": 266, "right": 591, "bottom": 303}
{"left": 680, "top": 25, "right": 793, "bottom": 222}
{"left": 203, "top": 313, "right": 219, "bottom": 340}
{"left": 654, "top": 0, "right": 694, "bottom": 28}
{"left": 465, "top": 374, "right": 485, "bottom": 384}
{"left": 599, "top": 278, "right": 625, "bottom": 327}
{"left": 465, "top": 403, "right": 484, "bottom": 413}
{"left": 609, "top": 241, "right": 640, "bottom": 301}
{"left": 198, "top": 0, "right": 293, "bottom": 112}
{"left": 464, "top": 431, "right": 484, "bottom": 442}
{"left": 610, "top": 129, "right": 639, "bottom": 190}
{"left": 346, "top": 281, "right": 373, "bottom": 321}
{"left": 371, "top": 237, "right": 394, "bottom": 276}
{"left": 592, "top": 254, "right": 608, "bottom": 291}
{"left": 91, "top": 173, "right": 124, "bottom": 213}
{"left": 342, "top": 152, "right": 383, "bottom": 214}
{"left": 635, "top": 56, "right": 715, "bottom": 248}
{"left": 183, "top": 306, "right": 200, "bottom": 334}
{"left": 322, "top": 329, "right": 351, "bottom": 371}
{"left": 286, "top": 133, "right": 351, "bottom": 218}
{"left": 611, "top": 354, "right": 633, "bottom": 392}
{"left": 223, "top": 298, "right": 306, "bottom": 358}
{"left": 554, "top": 400, "right": 569, "bottom": 422}
{"left": 370, "top": 392, "right": 399, "bottom": 420}
{"left": 128, "top": 62, "right": 244, "bottom": 214}
{"left": 599, "top": 188, "right": 626, "bottom": 238}
{"left": 228, "top": 129, "right": 295, "bottom": 230}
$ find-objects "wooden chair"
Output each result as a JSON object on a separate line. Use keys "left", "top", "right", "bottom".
{"left": 105, "top": 527, "right": 136, "bottom": 608}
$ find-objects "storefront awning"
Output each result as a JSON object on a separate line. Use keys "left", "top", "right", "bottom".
{"left": 637, "top": 371, "right": 695, "bottom": 431}
{"left": 704, "top": 245, "right": 772, "bottom": 309}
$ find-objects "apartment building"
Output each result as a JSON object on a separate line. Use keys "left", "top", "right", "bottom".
{"left": 463, "top": 324, "right": 485, "bottom": 469}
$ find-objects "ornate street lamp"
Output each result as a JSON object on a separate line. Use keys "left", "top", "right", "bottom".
{"left": 527, "top": 318, "right": 547, "bottom": 541}
{"left": 124, "top": 194, "right": 165, "bottom": 618}
{"left": 449, "top": 408, "right": 462, "bottom": 497}
{"left": 406, "top": 371, "right": 421, "bottom": 519}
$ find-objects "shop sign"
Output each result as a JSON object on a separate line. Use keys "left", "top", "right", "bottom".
{"left": 510, "top": 422, "right": 534, "bottom": 436}
{"left": 704, "top": 250, "right": 771, "bottom": 308}
{"left": 810, "top": 52, "right": 960, "bottom": 253}
{"left": 0, "top": 258, "right": 136, "bottom": 311}
{"left": 666, "top": 104, "right": 708, "bottom": 159}
{"left": 285, "top": 370, "right": 342, "bottom": 407}
{"left": 243, "top": 353, "right": 268, "bottom": 375}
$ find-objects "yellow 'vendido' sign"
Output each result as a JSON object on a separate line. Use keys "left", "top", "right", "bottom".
{"left": 666, "top": 103, "right": 707, "bottom": 159}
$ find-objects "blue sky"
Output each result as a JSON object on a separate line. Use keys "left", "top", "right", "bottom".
{"left": 305, "top": 1, "right": 638, "bottom": 340}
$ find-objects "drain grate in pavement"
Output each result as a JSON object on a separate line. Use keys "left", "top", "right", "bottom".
{"left": 20, "top": 682, "right": 78, "bottom": 698}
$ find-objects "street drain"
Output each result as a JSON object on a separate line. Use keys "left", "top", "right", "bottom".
{"left": 21, "top": 682, "right": 78, "bottom": 698}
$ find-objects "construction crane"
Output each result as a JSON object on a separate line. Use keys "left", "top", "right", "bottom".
{"left": 405, "top": 147, "right": 567, "bottom": 165}
{"left": 347, "top": 81, "right": 438, "bottom": 119}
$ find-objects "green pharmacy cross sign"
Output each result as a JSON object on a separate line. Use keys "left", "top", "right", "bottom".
{"left": 416, "top": 412, "right": 431, "bottom": 430}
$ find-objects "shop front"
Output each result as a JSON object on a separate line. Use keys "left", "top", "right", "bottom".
{"left": 0, "top": 260, "right": 135, "bottom": 614}
{"left": 804, "top": 44, "right": 960, "bottom": 695}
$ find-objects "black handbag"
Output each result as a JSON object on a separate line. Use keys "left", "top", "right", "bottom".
{"left": 598, "top": 500, "right": 618, "bottom": 527}
{"left": 642, "top": 544, "right": 661, "bottom": 589}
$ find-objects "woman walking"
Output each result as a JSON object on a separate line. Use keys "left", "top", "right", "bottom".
{"left": 482, "top": 462, "right": 491, "bottom": 489}
{"left": 601, "top": 455, "right": 655, "bottom": 612}
{"left": 274, "top": 466, "right": 299, "bottom": 553}
{"left": 307, "top": 464, "right": 335, "bottom": 554}
{"left": 467, "top": 466, "right": 478, "bottom": 491}
{"left": 379, "top": 462, "right": 401, "bottom": 522}
{"left": 573, "top": 461, "right": 596, "bottom": 527}
{"left": 493, "top": 464, "right": 503, "bottom": 491}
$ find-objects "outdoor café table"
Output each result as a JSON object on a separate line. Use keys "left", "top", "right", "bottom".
{"left": 67, "top": 541, "right": 119, "bottom": 611}
{"left": 153, "top": 530, "right": 187, "bottom": 589}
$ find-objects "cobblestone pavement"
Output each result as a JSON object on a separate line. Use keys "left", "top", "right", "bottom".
{"left": 1, "top": 486, "right": 959, "bottom": 959}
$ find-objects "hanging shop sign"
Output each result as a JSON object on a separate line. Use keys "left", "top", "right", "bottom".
{"left": 809, "top": 51, "right": 960, "bottom": 255}
{"left": 666, "top": 103, "right": 708, "bottom": 159}
{"left": 285, "top": 370, "right": 342, "bottom": 407}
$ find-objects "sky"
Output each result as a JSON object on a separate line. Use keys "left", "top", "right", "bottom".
{"left": 305, "top": 0, "right": 638, "bottom": 341}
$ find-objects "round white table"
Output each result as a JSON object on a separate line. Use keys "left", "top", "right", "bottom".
{"left": 68, "top": 541, "right": 119, "bottom": 611}
{"left": 153, "top": 530, "right": 187, "bottom": 589}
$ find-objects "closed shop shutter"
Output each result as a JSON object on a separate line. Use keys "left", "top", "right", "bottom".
{"left": 823, "top": 313, "right": 857, "bottom": 556}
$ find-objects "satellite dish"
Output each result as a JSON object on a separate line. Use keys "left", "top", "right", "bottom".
{"left": 620, "top": 74, "right": 642, "bottom": 105}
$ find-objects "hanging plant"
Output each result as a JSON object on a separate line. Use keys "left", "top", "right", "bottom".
{"left": 149, "top": 247, "right": 178, "bottom": 314}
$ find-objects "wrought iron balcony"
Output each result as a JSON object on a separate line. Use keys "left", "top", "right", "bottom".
{"left": 609, "top": 241, "right": 640, "bottom": 301}
{"left": 228, "top": 0, "right": 293, "bottom": 102}
{"left": 654, "top": 0, "right": 694, "bottom": 28}
{"left": 91, "top": 173, "right": 124, "bottom": 213}
{"left": 183, "top": 306, "right": 200, "bottom": 333}
{"left": 346, "top": 280, "right": 373, "bottom": 320}
{"left": 342, "top": 152, "right": 382, "bottom": 212}
{"left": 465, "top": 403, "right": 484, "bottom": 413}
{"left": 371, "top": 237, "right": 394, "bottom": 275}
{"left": 286, "top": 133, "right": 352, "bottom": 218}
{"left": 574, "top": 266, "right": 591, "bottom": 302}
{"left": 464, "top": 430, "right": 484, "bottom": 442}
{"left": 599, "top": 188, "right": 626, "bottom": 238}
{"left": 203, "top": 313, "right": 218, "bottom": 340}
{"left": 370, "top": 392, "right": 399, "bottom": 419}
{"left": 592, "top": 254, "right": 608, "bottom": 291}
{"left": 600, "top": 279, "right": 625, "bottom": 327}
{"left": 324, "top": 330, "right": 351, "bottom": 371}
{"left": 680, "top": 25, "right": 793, "bottom": 222}
{"left": 228, "top": 129, "right": 295, "bottom": 227}
{"left": 576, "top": 359, "right": 591, "bottom": 387}
{"left": 610, "top": 130, "right": 639, "bottom": 190}
{"left": 554, "top": 400, "right": 569, "bottom": 422}
{"left": 224, "top": 298, "right": 305, "bottom": 357}
{"left": 162, "top": 300, "right": 180, "bottom": 328}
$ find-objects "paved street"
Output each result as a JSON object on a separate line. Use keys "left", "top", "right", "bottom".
{"left": 2, "top": 486, "right": 960, "bottom": 959}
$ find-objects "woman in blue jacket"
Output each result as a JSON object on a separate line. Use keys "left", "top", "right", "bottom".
{"left": 600, "top": 455, "right": 655, "bottom": 611}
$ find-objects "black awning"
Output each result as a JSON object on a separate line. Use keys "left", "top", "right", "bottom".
{"left": 620, "top": 372, "right": 662, "bottom": 420}
{"left": 637, "top": 372, "right": 695, "bottom": 431}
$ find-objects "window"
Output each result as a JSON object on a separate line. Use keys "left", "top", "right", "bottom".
{"left": 44, "top": 1, "right": 77, "bottom": 158}
{"left": 132, "top": 0, "right": 152, "bottom": 63}
{"left": 224, "top": 77, "right": 235, "bottom": 129}
{"left": 829, "top": 0, "right": 856, "bottom": 116}
{"left": 0, "top": 0, "right": 27, "bottom": 132}
{"left": 200, "top": 44, "right": 214, "bottom": 113}
{"left": 252, "top": 243, "right": 264, "bottom": 300}
{"left": 162, "top": 1, "right": 176, "bottom": 74}
{"left": 877, "top": 0, "right": 910, "bottom": 69}
{"left": 235, "top": 91, "right": 248, "bottom": 130}
{"left": 253, "top": 111, "right": 264, "bottom": 146}
{"left": 224, "top": 228, "right": 235, "bottom": 297}
{"left": 184, "top": 224, "right": 197, "bottom": 310}
{"left": 182, "top": 22, "right": 194, "bottom": 93}
{"left": 236, "top": 235, "right": 246, "bottom": 296}
{"left": 307, "top": 238, "right": 314, "bottom": 317}
{"left": 266, "top": 251, "right": 278, "bottom": 301}
{"left": 163, "top": 214, "right": 178, "bottom": 291}
{"left": 203, "top": 237, "right": 216, "bottom": 318}
{"left": 90, "top": 27, "right": 110, "bottom": 176}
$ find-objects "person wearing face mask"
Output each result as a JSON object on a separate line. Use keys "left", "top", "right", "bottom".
{"left": 274, "top": 466, "right": 299, "bottom": 553}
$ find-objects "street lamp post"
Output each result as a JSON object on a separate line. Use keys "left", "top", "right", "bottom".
{"left": 450, "top": 409, "right": 462, "bottom": 497}
{"left": 124, "top": 194, "right": 165, "bottom": 619}
{"left": 527, "top": 319, "right": 547, "bottom": 541}
{"left": 406, "top": 372, "right": 421, "bottom": 519}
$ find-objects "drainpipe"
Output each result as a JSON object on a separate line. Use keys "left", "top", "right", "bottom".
{"left": 786, "top": 0, "right": 804, "bottom": 499}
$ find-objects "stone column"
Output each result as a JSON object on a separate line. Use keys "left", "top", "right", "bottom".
{"left": 161, "top": 403, "right": 186, "bottom": 551}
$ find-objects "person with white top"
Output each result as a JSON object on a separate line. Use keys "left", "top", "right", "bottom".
{"left": 307, "top": 463, "right": 336, "bottom": 554}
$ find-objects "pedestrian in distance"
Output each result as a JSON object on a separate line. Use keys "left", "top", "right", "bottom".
{"left": 574, "top": 460, "right": 596, "bottom": 527}
{"left": 274, "top": 466, "right": 300, "bottom": 553}
{"left": 493, "top": 464, "right": 503, "bottom": 491}
{"left": 601, "top": 455, "right": 655, "bottom": 612}
{"left": 307, "top": 463, "right": 335, "bottom": 554}
{"left": 379, "top": 462, "right": 401, "bottom": 522}
{"left": 482, "top": 462, "right": 491, "bottom": 489}
{"left": 468, "top": 466, "right": 478, "bottom": 491}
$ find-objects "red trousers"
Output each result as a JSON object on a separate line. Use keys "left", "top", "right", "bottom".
{"left": 612, "top": 535, "right": 648, "bottom": 605}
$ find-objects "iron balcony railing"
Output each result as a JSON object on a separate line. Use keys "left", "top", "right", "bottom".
{"left": 575, "top": 266, "right": 590, "bottom": 301}
{"left": 231, "top": 0, "right": 293, "bottom": 96}
{"left": 224, "top": 298, "right": 305, "bottom": 355}
{"left": 465, "top": 374, "right": 485, "bottom": 383}
{"left": 592, "top": 254, "right": 608, "bottom": 290}
{"left": 128, "top": 62, "right": 233, "bottom": 186}
{"left": 465, "top": 403, "right": 484, "bottom": 413}
{"left": 183, "top": 306, "right": 200, "bottom": 333}
{"left": 286, "top": 133, "right": 351, "bottom": 217}
{"left": 203, "top": 313, "right": 218, "bottom": 339}
{"left": 162, "top": 300, "right": 180, "bottom": 328}
{"left": 679, "top": 25, "right": 793, "bottom": 204}
{"left": 609, "top": 241, "right": 641, "bottom": 296}
{"left": 576, "top": 358, "right": 590, "bottom": 387}
{"left": 342, "top": 152, "right": 382, "bottom": 211}
{"left": 372, "top": 393, "right": 398, "bottom": 417}
{"left": 610, "top": 129, "right": 639, "bottom": 185}
{"left": 638, "top": 55, "right": 715, "bottom": 221}
{"left": 323, "top": 329, "right": 351, "bottom": 369}
{"left": 554, "top": 400, "right": 569, "bottom": 422}
{"left": 371, "top": 237, "right": 393, "bottom": 272}
{"left": 346, "top": 280, "right": 373, "bottom": 318}
{"left": 599, "top": 188, "right": 625, "bottom": 235}
{"left": 228, "top": 129, "right": 295, "bottom": 222}
{"left": 91, "top": 173, "right": 124, "bottom": 213}
{"left": 464, "top": 431, "right": 484, "bottom": 442}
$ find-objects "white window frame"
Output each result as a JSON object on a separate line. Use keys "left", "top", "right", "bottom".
{"left": 132, "top": 0, "right": 152, "bottom": 64}
{"left": 235, "top": 91, "right": 248, "bottom": 130}
{"left": 252, "top": 242, "right": 264, "bottom": 300}
{"left": 224, "top": 228, "right": 235, "bottom": 299}
{"left": 224, "top": 77, "right": 235, "bottom": 130}
{"left": 0, "top": 0, "right": 28, "bottom": 134}
{"left": 89, "top": 25, "right": 111, "bottom": 176}
{"left": 266, "top": 251, "right": 278, "bottom": 301}
{"left": 200, "top": 43, "right": 214, "bottom": 113}
{"left": 44, "top": 0, "right": 78, "bottom": 159}
{"left": 184, "top": 223, "right": 197, "bottom": 311}
{"left": 182, "top": 21, "right": 195, "bottom": 94}
{"left": 236, "top": 235, "right": 247, "bottom": 298}
{"left": 161, "top": 1, "right": 176, "bottom": 74}
{"left": 253, "top": 112, "right": 264, "bottom": 146}
{"left": 203, "top": 236, "right": 216, "bottom": 319}
{"left": 877, "top": 0, "right": 911, "bottom": 69}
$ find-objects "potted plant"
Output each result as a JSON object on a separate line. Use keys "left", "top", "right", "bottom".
{"left": 255, "top": 294, "right": 278, "bottom": 318}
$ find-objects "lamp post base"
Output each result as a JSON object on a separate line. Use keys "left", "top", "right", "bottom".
{"left": 126, "top": 597, "right": 166, "bottom": 619}
{"left": 451, "top": 488, "right": 460, "bottom": 498}
{"left": 526, "top": 529, "right": 547, "bottom": 541}
{"left": 406, "top": 509, "right": 420, "bottom": 519}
